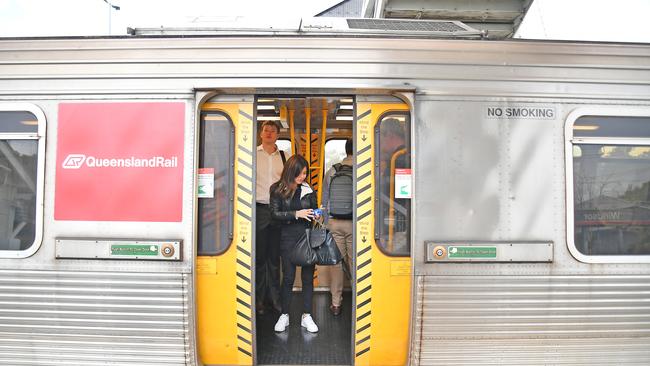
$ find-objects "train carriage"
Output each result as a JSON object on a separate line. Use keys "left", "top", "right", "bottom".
{"left": 0, "top": 29, "right": 649, "bottom": 366}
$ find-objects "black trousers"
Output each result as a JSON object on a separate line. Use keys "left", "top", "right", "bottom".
{"left": 280, "top": 224, "right": 315, "bottom": 314}
{"left": 255, "top": 204, "right": 281, "bottom": 305}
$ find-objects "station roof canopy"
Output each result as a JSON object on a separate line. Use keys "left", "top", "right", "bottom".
{"left": 130, "top": 0, "right": 533, "bottom": 39}
{"left": 361, "top": 0, "right": 533, "bottom": 38}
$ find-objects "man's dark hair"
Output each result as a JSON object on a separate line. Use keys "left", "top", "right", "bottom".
{"left": 380, "top": 118, "right": 404, "bottom": 140}
{"left": 345, "top": 138, "right": 353, "bottom": 155}
{"left": 260, "top": 120, "right": 280, "bottom": 134}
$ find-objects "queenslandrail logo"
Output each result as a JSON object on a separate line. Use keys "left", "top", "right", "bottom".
{"left": 62, "top": 154, "right": 178, "bottom": 169}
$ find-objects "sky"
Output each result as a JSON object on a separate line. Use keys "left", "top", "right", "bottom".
{"left": 515, "top": 0, "right": 650, "bottom": 43}
{"left": 0, "top": 0, "right": 335, "bottom": 36}
{"left": 0, "top": 0, "right": 648, "bottom": 43}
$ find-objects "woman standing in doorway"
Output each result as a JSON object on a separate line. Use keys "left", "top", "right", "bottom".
{"left": 269, "top": 155, "right": 320, "bottom": 333}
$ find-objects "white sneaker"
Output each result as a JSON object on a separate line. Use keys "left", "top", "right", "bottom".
{"left": 301, "top": 313, "right": 319, "bottom": 333}
{"left": 274, "top": 314, "right": 289, "bottom": 332}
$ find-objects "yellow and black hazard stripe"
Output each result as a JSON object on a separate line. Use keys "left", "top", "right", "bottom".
{"left": 234, "top": 107, "right": 254, "bottom": 362}
{"left": 354, "top": 108, "right": 374, "bottom": 362}
{"left": 309, "top": 134, "right": 319, "bottom": 188}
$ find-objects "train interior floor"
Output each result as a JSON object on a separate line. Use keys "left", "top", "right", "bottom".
{"left": 256, "top": 291, "right": 352, "bottom": 365}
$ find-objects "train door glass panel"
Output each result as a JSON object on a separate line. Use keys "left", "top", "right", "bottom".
{"left": 198, "top": 111, "right": 234, "bottom": 255}
{"left": 571, "top": 115, "right": 650, "bottom": 256}
{"left": 375, "top": 112, "right": 411, "bottom": 255}
{"left": 0, "top": 107, "right": 44, "bottom": 256}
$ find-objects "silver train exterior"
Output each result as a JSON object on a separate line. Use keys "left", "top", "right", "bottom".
{"left": 1, "top": 35, "right": 650, "bottom": 365}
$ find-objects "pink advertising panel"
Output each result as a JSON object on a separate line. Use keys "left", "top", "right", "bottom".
{"left": 55, "top": 102, "right": 185, "bottom": 222}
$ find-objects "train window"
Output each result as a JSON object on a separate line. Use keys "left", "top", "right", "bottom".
{"left": 276, "top": 139, "right": 291, "bottom": 154}
{"left": 198, "top": 111, "right": 235, "bottom": 256}
{"left": 569, "top": 113, "right": 650, "bottom": 260}
{"left": 0, "top": 111, "right": 39, "bottom": 133}
{"left": 375, "top": 113, "right": 411, "bottom": 256}
{"left": 324, "top": 139, "right": 347, "bottom": 174}
{"left": 574, "top": 116, "right": 650, "bottom": 138}
{"left": 0, "top": 105, "right": 45, "bottom": 258}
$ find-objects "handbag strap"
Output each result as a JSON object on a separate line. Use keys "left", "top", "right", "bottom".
{"left": 312, "top": 218, "right": 325, "bottom": 229}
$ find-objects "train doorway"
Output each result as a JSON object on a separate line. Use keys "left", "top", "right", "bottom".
{"left": 254, "top": 96, "right": 354, "bottom": 366}
{"left": 195, "top": 94, "right": 412, "bottom": 366}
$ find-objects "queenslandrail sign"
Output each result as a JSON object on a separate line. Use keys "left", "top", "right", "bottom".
{"left": 55, "top": 102, "right": 184, "bottom": 222}
{"left": 62, "top": 154, "right": 179, "bottom": 169}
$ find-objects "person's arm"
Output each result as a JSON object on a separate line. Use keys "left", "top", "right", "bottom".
{"left": 269, "top": 193, "right": 296, "bottom": 222}
{"left": 270, "top": 191, "right": 314, "bottom": 222}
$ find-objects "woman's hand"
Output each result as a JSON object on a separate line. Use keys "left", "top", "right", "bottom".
{"left": 295, "top": 209, "right": 314, "bottom": 221}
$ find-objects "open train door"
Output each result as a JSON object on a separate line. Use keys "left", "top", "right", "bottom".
{"left": 354, "top": 95, "right": 412, "bottom": 365}
{"left": 195, "top": 95, "right": 255, "bottom": 365}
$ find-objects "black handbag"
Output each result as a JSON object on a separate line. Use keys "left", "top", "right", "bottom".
{"left": 288, "top": 230, "right": 318, "bottom": 266}
{"left": 309, "top": 222, "right": 342, "bottom": 266}
{"left": 308, "top": 225, "right": 327, "bottom": 248}
{"left": 288, "top": 222, "right": 342, "bottom": 266}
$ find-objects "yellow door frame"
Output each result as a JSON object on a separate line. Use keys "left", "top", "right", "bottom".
{"left": 195, "top": 93, "right": 413, "bottom": 366}
{"left": 197, "top": 101, "right": 255, "bottom": 365}
{"left": 354, "top": 100, "right": 412, "bottom": 366}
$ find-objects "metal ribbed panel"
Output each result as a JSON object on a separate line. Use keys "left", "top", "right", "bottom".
{"left": 0, "top": 269, "right": 190, "bottom": 366}
{"left": 412, "top": 275, "right": 650, "bottom": 365}
{"left": 0, "top": 38, "right": 648, "bottom": 100}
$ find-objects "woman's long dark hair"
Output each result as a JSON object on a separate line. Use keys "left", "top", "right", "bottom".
{"left": 271, "top": 154, "right": 309, "bottom": 199}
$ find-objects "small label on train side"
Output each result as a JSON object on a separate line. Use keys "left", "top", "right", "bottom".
{"left": 390, "top": 260, "right": 411, "bottom": 276}
{"left": 486, "top": 106, "right": 556, "bottom": 119}
{"left": 448, "top": 246, "right": 497, "bottom": 258}
{"left": 425, "top": 241, "right": 552, "bottom": 262}
{"left": 111, "top": 244, "right": 159, "bottom": 256}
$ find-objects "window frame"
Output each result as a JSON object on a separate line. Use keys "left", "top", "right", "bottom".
{"left": 197, "top": 110, "right": 235, "bottom": 256}
{"left": 0, "top": 103, "right": 46, "bottom": 259}
{"left": 566, "top": 107, "right": 650, "bottom": 263}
